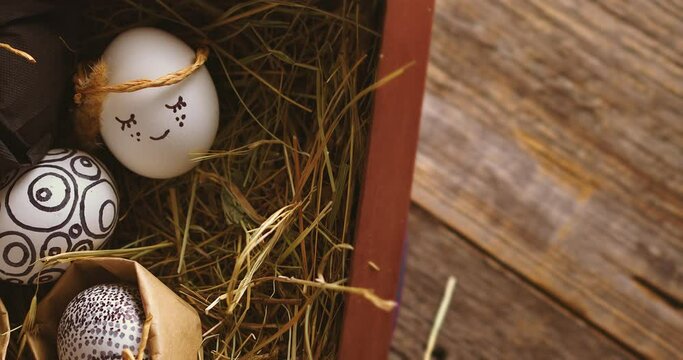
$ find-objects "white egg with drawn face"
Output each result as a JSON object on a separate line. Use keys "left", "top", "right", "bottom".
{"left": 0, "top": 149, "right": 119, "bottom": 285}
{"left": 100, "top": 27, "right": 219, "bottom": 179}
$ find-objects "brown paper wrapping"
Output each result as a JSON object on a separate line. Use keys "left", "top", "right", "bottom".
{"left": 0, "top": 299, "right": 8, "bottom": 359}
{"left": 27, "top": 258, "right": 201, "bottom": 359}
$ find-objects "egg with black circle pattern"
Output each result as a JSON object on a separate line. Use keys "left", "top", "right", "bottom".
{"left": 57, "top": 283, "right": 149, "bottom": 360}
{"left": 0, "top": 149, "right": 119, "bottom": 284}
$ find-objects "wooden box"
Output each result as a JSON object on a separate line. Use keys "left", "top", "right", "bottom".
{"left": 339, "top": 0, "right": 435, "bottom": 358}
{"left": 0, "top": 1, "right": 435, "bottom": 358}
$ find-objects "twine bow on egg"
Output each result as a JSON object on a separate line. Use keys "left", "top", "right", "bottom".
{"left": 73, "top": 46, "right": 209, "bottom": 148}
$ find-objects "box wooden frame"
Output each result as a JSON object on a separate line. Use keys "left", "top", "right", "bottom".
{"left": 339, "top": 0, "right": 435, "bottom": 358}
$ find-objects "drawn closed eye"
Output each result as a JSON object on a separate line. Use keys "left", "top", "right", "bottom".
{"left": 164, "top": 95, "right": 187, "bottom": 113}
{"left": 115, "top": 114, "right": 137, "bottom": 131}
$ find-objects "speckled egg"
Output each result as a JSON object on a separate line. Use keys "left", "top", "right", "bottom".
{"left": 0, "top": 149, "right": 119, "bottom": 284}
{"left": 57, "top": 283, "right": 149, "bottom": 360}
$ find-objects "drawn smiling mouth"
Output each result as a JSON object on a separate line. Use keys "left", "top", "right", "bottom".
{"left": 149, "top": 129, "right": 170, "bottom": 141}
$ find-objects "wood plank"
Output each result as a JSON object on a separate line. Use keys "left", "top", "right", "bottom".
{"left": 411, "top": 0, "right": 683, "bottom": 358}
{"left": 390, "top": 207, "right": 635, "bottom": 359}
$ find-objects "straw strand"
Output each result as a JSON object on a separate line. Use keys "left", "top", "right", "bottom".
{"left": 0, "top": 43, "right": 36, "bottom": 63}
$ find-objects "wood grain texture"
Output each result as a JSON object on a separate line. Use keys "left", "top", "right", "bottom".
{"left": 390, "top": 207, "right": 634, "bottom": 360}
{"left": 409, "top": 0, "right": 683, "bottom": 358}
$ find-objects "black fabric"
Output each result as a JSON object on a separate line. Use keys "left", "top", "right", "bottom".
{"left": 0, "top": 0, "right": 77, "bottom": 172}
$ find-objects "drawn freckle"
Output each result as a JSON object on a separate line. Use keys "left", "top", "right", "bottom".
{"left": 179, "top": 122, "right": 184, "bottom": 127}
{"left": 181, "top": 114, "right": 186, "bottom": 119}
{"left": 136, "top": 132, "right": 140, "bottom": 136}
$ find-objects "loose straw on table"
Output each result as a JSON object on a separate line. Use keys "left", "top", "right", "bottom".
{"left": 423, "top": 276, "right": 457, "bottom": 360}
{"left": 0, "top": 43, "right": 35, "bottom": 63}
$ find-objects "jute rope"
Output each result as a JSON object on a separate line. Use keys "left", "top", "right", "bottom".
{"left": 73, "top": 46, "right": 209, "bottom": 147}
{"left": 0, "top": 42, "right": 36, "bottom": 63}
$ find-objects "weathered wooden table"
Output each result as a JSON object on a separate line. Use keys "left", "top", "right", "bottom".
{"left": 391, "top": 1, "right": 683, "bottom": 358}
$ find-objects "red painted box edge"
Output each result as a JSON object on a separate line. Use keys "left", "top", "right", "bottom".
{"left": 338, "top": 0, "right": 436, "bottom": 359}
